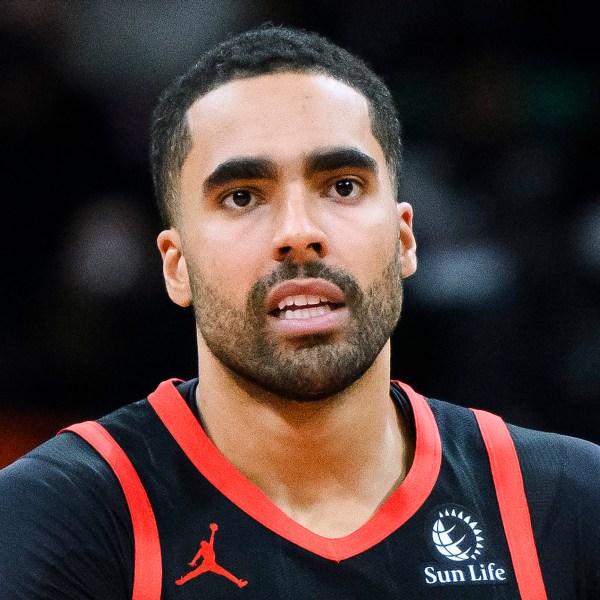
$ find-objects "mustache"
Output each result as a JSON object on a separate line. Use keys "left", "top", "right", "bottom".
{"left": 246, "top": 261, "right": 363, "bottom": 313}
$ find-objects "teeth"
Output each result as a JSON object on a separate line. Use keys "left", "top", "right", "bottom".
{"left": 278, "top": 294, "right": 329, "bottom": 310}
{"left": 294, "top": 294, "right": 307, "bottom": 306}
{"left": 280, "top": 305, "right": 331, "bottom": 319}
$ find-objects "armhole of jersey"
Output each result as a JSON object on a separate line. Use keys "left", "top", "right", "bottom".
{"left": 471, "top": 409, "right": 547, "bottom": 600}
{"left": 61, "top": 422, "right": 162, "bottom": 600}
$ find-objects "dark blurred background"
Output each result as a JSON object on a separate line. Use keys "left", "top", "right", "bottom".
{"left": 1, "top": 0, "right": 598, "bottom": 466}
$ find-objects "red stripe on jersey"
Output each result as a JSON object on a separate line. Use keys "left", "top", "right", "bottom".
{"left": 472, "top": 409, "right": 548, "bottom": 600}
{"left": 61, "top": 422, "right": 163, "bottom": 600}
{"left": 148, "top": 379, "right": 441, "bottom": 562}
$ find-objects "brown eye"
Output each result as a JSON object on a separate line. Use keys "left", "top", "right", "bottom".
{"left": 232, "top": 190, "right": 252, "bottom": 207}
{"left": 221, "top": 189, "right": 259, "bottom": 211}
{"left": 335, "top": 180, "right": 355, "bottom": 197}
{"left": 324, "top": 178, "right": 363, "bottom": 201}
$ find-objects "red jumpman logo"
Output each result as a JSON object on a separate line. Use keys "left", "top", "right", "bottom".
{"left": 175, "top": 523, "right": 248, "bottom": 588}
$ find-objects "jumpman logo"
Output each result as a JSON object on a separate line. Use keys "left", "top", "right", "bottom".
{"left": 175, "top": 523, "right": 248, "bottom": 588}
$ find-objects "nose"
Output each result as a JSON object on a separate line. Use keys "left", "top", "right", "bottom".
{"left": 271, "top": 193, "right": 328, "bottom": 263}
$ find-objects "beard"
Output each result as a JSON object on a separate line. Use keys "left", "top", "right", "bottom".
{"left": 190, "top": 250, "right": 403, "bottom": 401}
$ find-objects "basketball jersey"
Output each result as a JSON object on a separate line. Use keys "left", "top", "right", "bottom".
{"left": 59, "top": 379, "right": 563, "bottom": 599}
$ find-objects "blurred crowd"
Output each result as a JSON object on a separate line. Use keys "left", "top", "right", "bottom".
{"left": 1, "top": 1, "right": 598, "bottom": 465}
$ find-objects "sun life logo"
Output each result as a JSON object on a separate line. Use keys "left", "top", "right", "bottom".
{"left": 432, "top": 508, "right": 484, "bottom": 562}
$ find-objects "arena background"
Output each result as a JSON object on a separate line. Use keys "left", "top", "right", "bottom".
{"left": 1, "top": 1, "right": 598, "bottom": 467}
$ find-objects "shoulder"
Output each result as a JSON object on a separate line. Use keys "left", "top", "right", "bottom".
{"left": 508, "top": 423, "right": 600, "bottom": 509}
{"left": 424, "top": 392, "right": 600, "bottom": 494}
{"left": 0, "top": 413, "right": 135, "bottom": 599}
{"left": 509, "top": 422, "right": 600, "bottom": 466}
{"left": 0, "top": 429, "right": 131, "bottom": 551}
{"left": 506, "top": 424, "right": 600, "bottom": 594}
{"left": 1, "top": 396, "right": 157, "bottom": 500}
{"left": 0, "top": 427, "right": 122, "bottom": 505}
{"left": 424, "top": 393, "right": 600, "bottom": 508}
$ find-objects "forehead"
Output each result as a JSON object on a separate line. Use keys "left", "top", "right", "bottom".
{"left": 183, "top": 72, "right": 385, "bottom": 174}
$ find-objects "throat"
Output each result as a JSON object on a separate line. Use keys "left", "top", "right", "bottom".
{"left": 247, "top": 409, "right": 411, "bottom": 538}
{"left": 195, "top": 347, "right": 412, "bottom": 538}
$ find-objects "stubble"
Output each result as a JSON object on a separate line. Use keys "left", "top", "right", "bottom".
{"left": 190, "top": 250, "right": 403, "bottom": 401}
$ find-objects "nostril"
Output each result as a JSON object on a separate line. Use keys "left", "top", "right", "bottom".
{"left": 274, "top": 240, "right": 327, "bottom": 261}
{"left": 310, "top": 242, "right": 324, "bottom": 256}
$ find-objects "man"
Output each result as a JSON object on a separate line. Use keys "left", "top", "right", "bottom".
{"left": 0, "top": 26, "right": 598, "bottom": 599}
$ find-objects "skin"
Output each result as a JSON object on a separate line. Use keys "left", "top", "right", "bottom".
{"left": 158, "top": 72, "right": 417, "bottom": 537}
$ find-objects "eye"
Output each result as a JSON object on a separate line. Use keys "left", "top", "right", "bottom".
{"left": 335, "top": 180, "right": 355, "bottom": 197}
{"left": 221, "top": 189, "right": 256, "bottom": 210}
{"left": 326, "top": 178, "right": 363, "bottom": 200}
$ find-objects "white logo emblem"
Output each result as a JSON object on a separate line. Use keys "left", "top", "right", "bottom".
{"left": 432, "top": 508, "right": 484, "bottom": 562}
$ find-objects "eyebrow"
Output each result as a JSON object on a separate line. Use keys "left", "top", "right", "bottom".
{"left": 202, "top": 147, "right": 378, "bottom": 194}
{"left": 304, "top": 147, "right": 378, "bottom": 177}
{"left": 203, "top": 157, "right": 277, "bottom": 194}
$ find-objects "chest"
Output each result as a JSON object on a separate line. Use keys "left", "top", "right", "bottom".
{"left": 143, "top": 451, "right": 519, "bottom": 599}
{"left": 92, "top": 391, "right": 562, "bottom": 599}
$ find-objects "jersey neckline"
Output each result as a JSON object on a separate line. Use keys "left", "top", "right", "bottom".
{"left": 147, "top": 379, "right": 441, "bottom": 562}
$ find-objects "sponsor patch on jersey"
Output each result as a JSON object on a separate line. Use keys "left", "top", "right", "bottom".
{"left": 422, "top": 504, "right": 509, "bottom": 587}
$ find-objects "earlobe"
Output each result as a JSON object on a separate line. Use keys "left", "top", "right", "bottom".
{"left": 157, "top": 229, "right": 192, "bottom": 307}
{"left": 397, "top": 202, "right": 417, "bottom": 278}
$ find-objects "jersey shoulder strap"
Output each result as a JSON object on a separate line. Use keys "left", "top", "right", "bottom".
{"left": 61, "top": 421, "right": 162, "bottom": 600}
{"left": 471, "top": 409, "right": 548, "bottom": 600}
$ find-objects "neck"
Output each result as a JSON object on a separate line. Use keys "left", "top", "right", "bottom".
{"left": 195, "top": 338, "right": 414, "bottom": 537}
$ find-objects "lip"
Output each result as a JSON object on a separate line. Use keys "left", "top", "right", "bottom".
{"left": 266, "top": 278, "right": 346, "bottom": 314}
{"left": 267, "top": 306, "right": 349, "bottom": 337}
{"left": 266, "top": 278, "right": 348, "bottom": 338}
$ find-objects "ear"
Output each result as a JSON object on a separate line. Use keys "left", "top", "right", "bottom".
{"left": 397, "top": 202, "right": 417, "bottom": 279}
{"left": 157, "top": 229, "right": 192, "bottom": 307}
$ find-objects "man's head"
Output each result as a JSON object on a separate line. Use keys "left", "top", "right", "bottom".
{"left": 155, "top": 27, "right": 416, "bottom": 401}
{"left": 150, "top": 25, "right": 402, "bottom": 228}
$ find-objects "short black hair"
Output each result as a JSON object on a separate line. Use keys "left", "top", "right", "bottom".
{"left": 150, "top": 25, "right": 402, "bottom": 227}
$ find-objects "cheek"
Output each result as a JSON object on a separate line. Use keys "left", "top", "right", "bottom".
{"left": 326, "top": 204, "right": 399, "bottom": 285}
{"left": 187, "top": 222, "right": 268, "bottom": 305}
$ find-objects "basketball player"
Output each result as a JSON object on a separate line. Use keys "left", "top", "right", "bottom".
{"left": 0, "top": 26, "right": 598, "bottom": 599}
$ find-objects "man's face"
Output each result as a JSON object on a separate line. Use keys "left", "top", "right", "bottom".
{"left": 161, "top": 72, "right": 416, "bottom": 400}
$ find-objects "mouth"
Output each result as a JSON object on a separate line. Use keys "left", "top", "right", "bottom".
{"left": 271, "top": 295, "right": 344, "bottom": 320}
{"left": 265, "top": 279, "right": 349, "bottom": 337}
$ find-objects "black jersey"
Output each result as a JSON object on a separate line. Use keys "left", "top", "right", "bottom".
{"left": 0, "top": 379, "right": 598, "bottom": 599}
